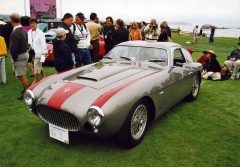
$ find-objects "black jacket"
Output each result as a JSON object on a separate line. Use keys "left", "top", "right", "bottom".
{"left": 103, "top": 25, "right": 115, "bottom": 46}
{"left": 203, "top": 58, "right": 221, "bottom": 72}
{"left": 112, "top": 27, "right": 129, "bottom": 45}
{"left": 52, "top": 38, "right": 73, "bottom": 72}
{"left": 59, "top": 22, "right": 78, "bottom": 54}
{"left": 227, "top": 49, "right": 240, "bottom": 60}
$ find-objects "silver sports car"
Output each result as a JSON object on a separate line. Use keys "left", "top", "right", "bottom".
{"left": 24, "top": 41, "right": 203, "bottom": 148}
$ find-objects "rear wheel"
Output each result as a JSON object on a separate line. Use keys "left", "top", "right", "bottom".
{"left": 117, "top": 99, "right": 149, "bottom": 148}
{"left": 186, "top": 75, "right": 200, "bottom": 101}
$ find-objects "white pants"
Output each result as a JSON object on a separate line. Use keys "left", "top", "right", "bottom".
{"left": 0, "top": 56, "right": 6, "bottom": 83}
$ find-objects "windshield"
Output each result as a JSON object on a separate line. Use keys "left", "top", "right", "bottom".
{"left": 106, "top": 46, "right": 168, "bottom": 65}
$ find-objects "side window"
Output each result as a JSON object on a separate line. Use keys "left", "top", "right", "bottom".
{"left": 182, "top": 48, "right": 193, "bottom": 63}
{"left": 173, "top": 49, "right": 185, "bottom": 65}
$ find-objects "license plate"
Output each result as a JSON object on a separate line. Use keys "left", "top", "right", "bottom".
{"left": 49, "top": 124, "right": 69, "bottom": 144}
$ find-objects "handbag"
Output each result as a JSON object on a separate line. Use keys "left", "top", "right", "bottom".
{"left": 167, "top": 36, "right": 172, "bottom": 42}
{"left": 28, "top": 48, "right": 35, "bottom": 56}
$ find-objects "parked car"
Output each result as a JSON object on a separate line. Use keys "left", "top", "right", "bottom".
{"left": 44, "top": 28, "right": 57, "bottom": 42}
{"left": 24, "top": 41, "right": 202, "bottom": 148}
{"left": 45, "top": 35, "right": 105, "bottom": 64}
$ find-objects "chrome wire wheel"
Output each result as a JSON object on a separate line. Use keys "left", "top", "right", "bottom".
{"left": 130, "top": 104, "right": 148, "bottom": 140}
{"left": 192, "top": 75, "right": 200, "bottom": 98}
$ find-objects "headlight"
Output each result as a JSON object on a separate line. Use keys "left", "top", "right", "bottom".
{"left": 24, "top": 90, "right": 35, "bottom": 107}
{"left": 87, "top": 106, "right": 104, "bottom": 127}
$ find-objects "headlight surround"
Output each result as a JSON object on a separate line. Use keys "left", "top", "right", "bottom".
{"left": 87, "top": 106, "right": 104, "bottom": 127}
{"left": 24, "top": 90, "right": 35, "bottom": 107}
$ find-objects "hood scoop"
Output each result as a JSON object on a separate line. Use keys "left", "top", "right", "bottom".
{"left": 77, "top": 64, "right": 135, "bottom": 81}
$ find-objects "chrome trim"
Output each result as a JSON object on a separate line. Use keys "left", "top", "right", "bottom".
{"left": 24, "top": 90, "right": 35, "bottom": 107}
{"left": 36, "top": 105, "right": 81, "bottom": 131}
{"left": 87, "top": 106, "right": 105, "bottom": 127}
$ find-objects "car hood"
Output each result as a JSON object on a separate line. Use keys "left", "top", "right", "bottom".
{"left": 33, "top": 62, "right": 161, "bottom": 108}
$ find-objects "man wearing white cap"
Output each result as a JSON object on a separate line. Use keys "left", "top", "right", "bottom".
{"left": 52, "top": 28, "right": 73, "bottom": 73}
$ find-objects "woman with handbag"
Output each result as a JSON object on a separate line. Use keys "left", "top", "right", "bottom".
{"left": 28, "top": 18, "right": 47, "bottom": 85}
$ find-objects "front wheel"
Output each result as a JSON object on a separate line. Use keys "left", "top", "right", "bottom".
{"left": 117, "top": 99, "right": 149, "bottom": 148}
{"left": 186, "top": 75, "right": 200, "bottom": 101}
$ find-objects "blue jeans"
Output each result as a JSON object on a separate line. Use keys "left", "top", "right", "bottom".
{"left": 76, "top": 48, "right": 91, "bottom": 67}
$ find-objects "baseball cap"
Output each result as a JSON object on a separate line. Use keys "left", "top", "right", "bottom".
{"left": 187, "top": 48, "right": 193, "bottom": 53}
{"left": 55, "top": 28, "right": 69, "bottom": 36}
{"left": 76, "top": 12, "right": 86, "bottom": 19}
{"left": 61, "top": 13, "right": 73, "bottom": 21}
{"left": 238, "top": 42, "right": 240, "bottom": 45}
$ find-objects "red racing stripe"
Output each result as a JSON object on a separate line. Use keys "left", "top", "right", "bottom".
{"left": 28, "top": 74, "right": 57, "bottom": 91}
{"left": 92, "top": 71, "right": 158, "bottom": 108}
{"left": 47, "top": 83, "right": 85, "bottom": 110}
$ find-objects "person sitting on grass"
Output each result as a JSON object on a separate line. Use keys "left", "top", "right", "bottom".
{"left": 52, "top": 28, "right": 73, "bottom": 73}
{"left": 223, "top": 42, "right": 240, "bottom": 80}
{"left": 196, "top": 51, "right": 209, "bottom": 66}
{"left": 202, "top": 50, "right": 222, "bottom": 80}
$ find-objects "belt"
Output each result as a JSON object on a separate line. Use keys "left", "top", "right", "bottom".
{"left": 91, "top": 39, "right": 99, "bottom": 42}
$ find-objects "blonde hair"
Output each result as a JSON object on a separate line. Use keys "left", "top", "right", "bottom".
{"left": 131, "top": 21, "right": 138, "bottom": 29}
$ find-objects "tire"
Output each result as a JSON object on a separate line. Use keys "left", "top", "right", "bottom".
{"left": 186, "top": 74, "right": 200, "bottom": 101}
{"left": 117, "top": 99, "right": 149, "bottom": 148}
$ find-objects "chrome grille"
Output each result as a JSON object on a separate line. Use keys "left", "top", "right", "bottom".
{"left": 36, "top": 105, "right": 81, "bottom": 131}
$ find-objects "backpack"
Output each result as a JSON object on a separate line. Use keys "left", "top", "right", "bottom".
{"left": 72, "top": 23, "right": 87, "bottom": 35}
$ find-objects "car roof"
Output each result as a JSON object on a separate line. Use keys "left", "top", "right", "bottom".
{"left": 118, "top": 41, "right": 182, "bottom": 50}
{"left": 38, "top": 23, "right": 47, "bottom": 31}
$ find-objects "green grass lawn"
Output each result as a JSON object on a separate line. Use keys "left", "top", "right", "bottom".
{"left": 0, "top": 34, "right": 240, "bottom": 167}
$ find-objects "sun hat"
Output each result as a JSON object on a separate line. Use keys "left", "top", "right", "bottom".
{"left": 55, "top": 28, "right": 69, "bottom": 36}
{"left": 203, "top": 50, "right": 216, "bottom": 57}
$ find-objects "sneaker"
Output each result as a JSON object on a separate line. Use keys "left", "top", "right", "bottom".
{"left": 230, "top": 74, "right": 235, "bottom": 80}
{"left": 0, "top": 81, "right": 6, "bottom": 84}
{"left": 236, "top": 74, "right": 239, "bottom": 80}
{"left": 17, "top": 95, "right": 24, "bottom": 100}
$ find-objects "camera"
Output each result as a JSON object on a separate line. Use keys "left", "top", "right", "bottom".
{"left": 152, "top": 24, "right": 158, "bottom": 29}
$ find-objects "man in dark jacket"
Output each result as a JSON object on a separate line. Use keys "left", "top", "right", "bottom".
{"left": 112, "top": 19, "right": 129, "bottom": 46}
{"left": 9, "top": 13, "right": 29, "bottom": 100}
{"left": 224, "top": 42, "right": 240, "bottom": 80}
{"left": 103, "top": 16, "right": 115, "bottom": 54}
{"left": 59, "top": 13, "right": 77, "bottom": 55}
{"left": 52, "top": 28, "right": 73, "bottom": 73}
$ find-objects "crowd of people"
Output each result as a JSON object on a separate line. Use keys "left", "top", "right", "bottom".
{"left": 0, "top": 12, "right": 239, "bottom": 100}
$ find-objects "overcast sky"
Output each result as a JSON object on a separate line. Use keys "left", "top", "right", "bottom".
{"left": 0, "top": 0, "right": 239, "bottom": 27}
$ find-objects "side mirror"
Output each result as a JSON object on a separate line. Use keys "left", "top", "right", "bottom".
{"left": 175, "top": 62, "right": 183, "bottom": 67}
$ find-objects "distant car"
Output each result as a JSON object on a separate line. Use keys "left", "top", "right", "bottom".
{"left": 24, "top": 41, "right": 202, "bottom": 148}
{"left": 44, "top": 28, "right": 57, "bottom": 42}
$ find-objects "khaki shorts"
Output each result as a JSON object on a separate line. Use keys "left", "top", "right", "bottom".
{"left": 33, "top": 58, "right": 43, "bottom": 74}
{"left": 13, "top": 52, "right": 28, "bottom": 76}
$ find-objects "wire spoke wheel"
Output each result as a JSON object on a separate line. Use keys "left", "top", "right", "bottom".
{"left": 130, "top": 104, "right": 147, "bottom": 140}
{"left": 192, "top": 76, "right": 200, "bottom": 97}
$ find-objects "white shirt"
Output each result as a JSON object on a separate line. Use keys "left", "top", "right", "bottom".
{"left": 28, "top": 28, "right": 47, "bottom": 58}
{"left": 70, "top": 23, "right": 91, "bottom": 49}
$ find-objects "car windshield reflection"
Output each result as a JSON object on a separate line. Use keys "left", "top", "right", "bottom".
{"left": 106, "top": 46, "right": 168, "bottom": 66}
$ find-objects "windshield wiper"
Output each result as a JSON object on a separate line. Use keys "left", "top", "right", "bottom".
{"left": 149, "top": 59, "right": 165, "bottom": 63}
{"left": 120, "top": 56, "right": 135, "bottom": 62}
{"left": 102, "top": 56, "right": 112, "bottom": 60}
